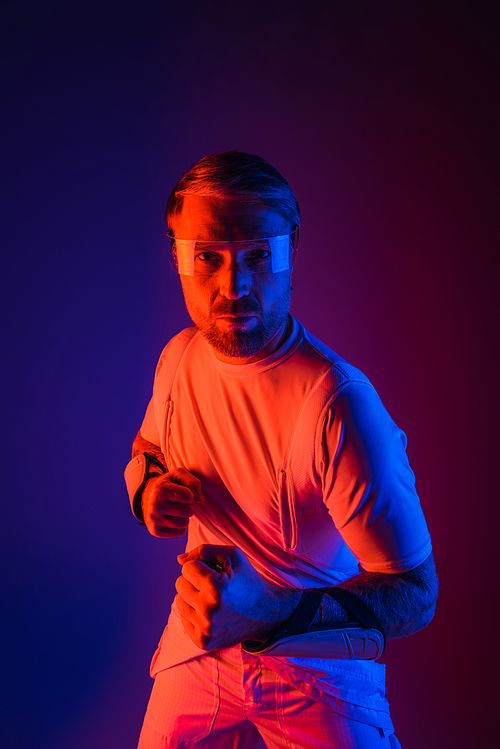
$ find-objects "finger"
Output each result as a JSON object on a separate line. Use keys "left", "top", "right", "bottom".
{"left": 174, "top": 594, "right": 200, "bottom": 630}
{"left": 167, "top": 467, "right": 205, "bottom": 503}
{"left": 174, "top": 592, "right": 194, "bottom": 617}
{"left": 177, "top": 544, "right": 207, "bottom": 565}
{"left": 175, "top": 573, "right": 200, "bottom": 599}
{"left": 146, "top": 523, "right": 187, "bottom": 539}
{"left": 153, "top": 501, "right": 195, "bottom": 519}
{"left": 177, "top": 545, "right": 202, "bottom": 563}
{"left": 181, "top": 559, "right": 221, "bottom": 588}
{"left": 178, "top": 544, "right": 237, "bottom": 573}
{"left": 150, "top": 513, "right": 190, "bottom": 530}
{"left": 144, "top": 510, "right": 190, "bottom": 538}
{"left": 147, "top": 499, "right": 192, "bottom": 527}
{"left": 154, "top": 477, "right": 196, "bottom": 504}
{"left": 174, "top": 595, "right": 210, "bottom": 649}
{"left": 176, "top": 571, "right": 220, "bottom": 630}
{"left": 177, "top": 553, "right": 227, "bottom": 576}
{"left": 177, "top": 545, "right": 202, "bottom": 564}
{"left": 143, "top": 478, "right": 195, "bottom": 525}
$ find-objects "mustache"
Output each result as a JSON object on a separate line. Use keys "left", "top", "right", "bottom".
{"left": 211, "top": 300, "right": 261, "bottom": 316}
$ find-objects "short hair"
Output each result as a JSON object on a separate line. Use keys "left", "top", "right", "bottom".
{"left": 165, "top": 151, "right": 300, "bottom": 233}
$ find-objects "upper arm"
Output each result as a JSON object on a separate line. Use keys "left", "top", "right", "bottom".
{"left": 139, "top": 395, "right": 161, "bottom": 446}
{"left": 137, "top": 334, "right": 184, "bottom": 448}
{"left": 320, "top": 382, "right": 433, "bottom": 574}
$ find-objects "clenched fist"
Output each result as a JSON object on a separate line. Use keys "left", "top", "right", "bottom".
{"left": 175, "top": 545, "right": 301, "bottom": 650}
{"left": 142, "top": 467, "right": 204, "bottom": 538}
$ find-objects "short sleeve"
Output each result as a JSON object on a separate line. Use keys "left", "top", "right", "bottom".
{"left": 137, "top": 343, "right": 170, "bottom": 448}
{"left": 139, "top": 395, "right": 161, "bottom": 447}
{"left": 320, "top": 381, "right": 432, "bottom": 573}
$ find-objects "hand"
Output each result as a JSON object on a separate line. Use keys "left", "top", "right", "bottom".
{"left": 142, "top": 467, "right": 204, "bottom": 538}
{"left": 174, "top": 545, "right": 302, "bottom": 650}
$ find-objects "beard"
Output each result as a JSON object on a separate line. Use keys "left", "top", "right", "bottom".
{"left": 184, "top": 286, "right": 292, "bottom": 359}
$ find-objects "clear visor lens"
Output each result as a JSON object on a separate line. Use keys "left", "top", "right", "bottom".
{"left": 169, "top": 233, "right": 296, "bottom": 276}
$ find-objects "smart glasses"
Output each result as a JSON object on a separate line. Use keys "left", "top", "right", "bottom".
{"left": 167, "top": 229, "right": 299, "bottom": 276}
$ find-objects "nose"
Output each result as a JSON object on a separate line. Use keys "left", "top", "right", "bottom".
{"left": 219, "top": 265, "right": 250, "bottom": 300}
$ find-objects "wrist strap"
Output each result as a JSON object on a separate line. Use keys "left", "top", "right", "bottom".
{"left": 242, "top": 586, "right": 386, "bottom": 659}
{"left": 124, "top": 452, "right": 166, "bottom": 524}
{"left": 286, "top": 586, "right": 384, "bottom": 638}
{"left": 320, "top": 587, "right": 384, "bottom": 632}
{"left": 286, "top": 589, "right": 324, "bottom": 637}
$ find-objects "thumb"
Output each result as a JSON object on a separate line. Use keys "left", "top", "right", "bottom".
{"left": 177, "top": 544, "right": 236, "bottom": 573}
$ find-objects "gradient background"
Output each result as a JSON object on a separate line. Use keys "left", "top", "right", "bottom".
{"left": 2, "top": 1, "right": 499, "bottom": 747}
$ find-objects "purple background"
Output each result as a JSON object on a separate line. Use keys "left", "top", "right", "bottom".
{"left": 2, "top": 1, "right": 499, "bottom": 747}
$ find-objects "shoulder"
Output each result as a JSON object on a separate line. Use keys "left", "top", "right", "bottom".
{"left": 155, "top": 326, "right": 199, "bottom": 379}
{"left": 296, "top": 324, "right": 403, "bottom": 445}
{"left": 297, "top": 325, "right": 377, "bottom": 405}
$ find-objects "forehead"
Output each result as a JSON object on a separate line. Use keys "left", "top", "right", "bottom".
{"left": 171, "top": 195, "right": 291, "bottom": 241}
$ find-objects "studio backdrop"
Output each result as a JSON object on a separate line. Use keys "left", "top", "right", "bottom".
{"left": 1, "top": 2, "right": 498, "bottom": 747}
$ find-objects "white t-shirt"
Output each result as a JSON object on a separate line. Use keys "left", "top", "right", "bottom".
{"left": 140, "top": 317, "right": 432, "bottom": 728}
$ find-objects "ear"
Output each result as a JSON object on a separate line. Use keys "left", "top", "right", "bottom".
{"left": 290, "top": 227, "right": 299, "bottom": 267}
{"left": 170, "top": 245, "right": 179, "bottom": 274}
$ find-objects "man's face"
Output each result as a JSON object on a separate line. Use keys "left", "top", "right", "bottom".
{"left": 170, "top": 195, "right": 294, "bottom": 363}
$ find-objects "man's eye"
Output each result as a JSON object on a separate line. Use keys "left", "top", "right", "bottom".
{"left": 249, "top": 250, "right": 270, "bottom": 260}
{"left": 246, "top": 250, "right": 272, "bottom": 270}
{"left": 196, "top": 252, "right": 222, "bottom": 263}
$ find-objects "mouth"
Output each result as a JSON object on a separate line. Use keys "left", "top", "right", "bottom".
{"left": 216, "top": 315, "right": 257, "bottom": 327}
{"left": 217, "top": 315, "right": 255, "bottom": 320}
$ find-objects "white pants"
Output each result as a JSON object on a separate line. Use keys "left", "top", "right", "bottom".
{"left": 138, "top": 646, "right": 401, "bottom": 748}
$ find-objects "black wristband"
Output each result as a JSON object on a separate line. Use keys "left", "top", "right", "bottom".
{"left": 285, "top": 586, "right": 385, "bottom": 639}
{"left": 319, "top": 587, "right": 385, "bottom": 633}
{"left": 132, "top": 452, "right": 166, "bottom": 524}
{"left": 285, "top": 589, "right": 324, "bottom": 638}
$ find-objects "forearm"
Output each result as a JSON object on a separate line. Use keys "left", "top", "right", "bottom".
{"left": 313, "top": 553, "right": 439, "bottom": 639}
{"left": 131, "top": 430, "right": 167, "bottom": 470}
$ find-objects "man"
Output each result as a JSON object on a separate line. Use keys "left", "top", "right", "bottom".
{"left": 125, "top": 151, "right": 438, "bottom": 748}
